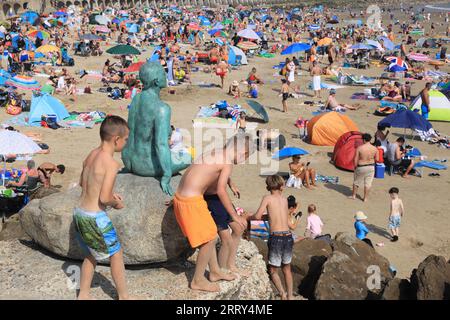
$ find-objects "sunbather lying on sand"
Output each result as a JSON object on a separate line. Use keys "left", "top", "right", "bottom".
{"left": 326, "top": 89, "right": 361, "bottom": 111}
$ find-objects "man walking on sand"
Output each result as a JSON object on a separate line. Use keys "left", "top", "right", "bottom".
{"left": 349, "top": 133, "right": 379, "bottom": 202}
{"left": 311, "top": 61, "right": 322, "bottom": 98}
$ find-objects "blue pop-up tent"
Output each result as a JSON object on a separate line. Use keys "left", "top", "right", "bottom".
{"left": 28, "top": 94, "right": 69, "bottom": 126}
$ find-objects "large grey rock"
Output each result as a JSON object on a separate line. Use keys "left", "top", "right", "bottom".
{"left": 292, "top": 239, "right": 332, "bottom": 299}
{"left": 0, "top": 238, "right": 274, "bottom": 300}
{"left": 19, "top": 174, "right": 193, "bottom": 265}
{"left": 251, "top": 237, "right": 331, "bottom": 299}
{"left": 314, "top": 232, "right": 393, "bottom": 300}
{"left": 410, "top": 255, "right": 450, "bottom": 300}
{"left": 381, "top": 278, "right": 413, "bottom": 300}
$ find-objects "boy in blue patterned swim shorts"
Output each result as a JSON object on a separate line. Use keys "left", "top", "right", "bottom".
{"left": 74, "top": 115, "right": 132, "bottom": 300}
{"left": 388, "top": 187, "right": 404, "bottom": 242}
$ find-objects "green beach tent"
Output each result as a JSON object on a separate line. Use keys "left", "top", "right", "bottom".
{"left": 410, "top": 90, "right": 450, "bottom": 122}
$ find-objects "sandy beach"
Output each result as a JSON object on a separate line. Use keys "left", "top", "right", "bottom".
{"left": 0, "top": 3, "right": 449, "bottom": 294}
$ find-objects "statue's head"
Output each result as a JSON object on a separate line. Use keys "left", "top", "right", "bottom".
{"left": 139, "top": 61, "right": 167, "bottom": 90}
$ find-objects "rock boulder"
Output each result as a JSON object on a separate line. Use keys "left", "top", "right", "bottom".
{"left": 19, "top": 174, "right": 193, "bottom": 265}
{"left": 410, "top": 255, "right": 450, "bottom": 300}
{"left": 314, "top": 233, "right": 393, "bottom": 300}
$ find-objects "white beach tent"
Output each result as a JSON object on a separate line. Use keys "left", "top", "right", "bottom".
{"left": 230, "top": 46, "right": 248, "bottom": 65}
{"left": 410, "top": 90, "right": 450, "bottom": 122}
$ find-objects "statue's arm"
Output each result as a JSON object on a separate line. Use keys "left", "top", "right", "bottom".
{"left": 155, "top": 105, "right": 173, "bottom": 195}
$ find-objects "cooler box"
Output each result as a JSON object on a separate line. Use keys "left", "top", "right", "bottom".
{"left": 375, "top": 163, "right": 385, "bottom": 179}
{"left": 47, "top": 114, "right": 57, "bottom": 122}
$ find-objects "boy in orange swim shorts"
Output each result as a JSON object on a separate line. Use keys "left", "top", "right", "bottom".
{"left": 173, "top": 134, "right": 255, "bottom": 292}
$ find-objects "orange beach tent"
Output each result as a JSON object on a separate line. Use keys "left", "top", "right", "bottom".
{"left": 307, "top": 112, "right": 359, "bottom": 146}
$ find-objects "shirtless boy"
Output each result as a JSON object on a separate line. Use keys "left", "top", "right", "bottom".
{"left": 349, "top": 133, "right": 379, "bottom": 202}
{"left": 247, "top": 175, "right": 294, "bottom": 300}
{"left": 173, "top": 134, "right": 255, "bottom": 292}
{"left": 388, "top": 187, "right": 404, "bottom": 242}
{"left": 74, "top": 115, "right": 133, "bottom": 300}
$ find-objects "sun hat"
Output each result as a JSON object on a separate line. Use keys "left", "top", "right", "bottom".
{"left": 354, "top": 211, "right": 368, "bottom": 220}
{"left": 232, "top": 80, "right": 239, "bottom": 86}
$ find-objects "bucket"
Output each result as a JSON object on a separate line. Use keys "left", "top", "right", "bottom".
{"left": 375, "top": 163, "right": 385, "bottom": 179}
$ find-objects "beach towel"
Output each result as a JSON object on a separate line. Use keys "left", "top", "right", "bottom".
{"left": 351, "top": 93, "right": 379, "bottom": 101}
{"left": 414, "top": 161, "right": 447, "bottom": 170}
{"left": 308, "top": 82, "right": 346, "bottom": 90}
{"left": 2, "top": 112, "right": 30, "bottom": 127}
{"left": 250, "top": 220, "right": 270, "bottom": 240}
{"left": 315, "top": 174, "right": 339, "bottom": 184}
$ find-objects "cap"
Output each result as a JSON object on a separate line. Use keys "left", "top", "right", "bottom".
{"left": 354, "top": 211, "right": 368, "bottom": 220}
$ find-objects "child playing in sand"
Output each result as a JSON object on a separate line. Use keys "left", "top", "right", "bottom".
{"left": 305, "top": 204, "right": 323, "bottom": 239}
{"left": 247, "top": 175, "right": 294, "bottom": 300}
{"left": 174, "top": 134, "right": 255, "bottom": 292}
{"left": 354, "top": 211, "right": 373, "bottom": 248}
{"left": 74, "top": 115, "right": 133, "bottom": 300}
{"left": 388, "top": 187, "right": 404, "bottom": 242}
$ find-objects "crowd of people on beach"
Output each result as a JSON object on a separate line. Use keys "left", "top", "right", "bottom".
{"left": 0, "top": 2, "right": 449, "bottom": 300}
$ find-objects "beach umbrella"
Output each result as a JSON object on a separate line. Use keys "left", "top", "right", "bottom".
{"left": 106, "top": 44, "right": 140, "bottom": 55}
{"left": 53, "top": 11, "right": 67, "bottom": 17}
{"left": 378, "top": 36, "right": 394, "bottom": 51}
{"left": 223, "top": 19, "right": 233, "bottom": 25}
{"left": 272, "top": 147, "right": 309, "bottom": 160}
{"left": 81, "top": 34, "right": 102, "bottom": 41}
{"left": 309, "top": 24, "right": 320, "bottom": 31}
{"left": 378, "top": 109, "right": 432, "bottom": 132}
{"left": 95, "top": 15, "right": 110, "bottom": 25}
{"left": 317, "top": 37, "right": 332, "bottom": 46}
{"left": 237, "top": 28, "right": 261, "bottom": 41}
{"left": 36, "top": 44, "right": 61, "bottom": 54}
{"left": 212, "top": 22, "right": 224, "bottom": 30}
{"left": 27, "top": 30, "right": 50, "bottom": 40}
{"left": 112, "top": 18, "right": 120, "bottom": 24}
{"left": 20, "top": 11, "right": 39, "bottom": 25}
{"left": 46, "top": 18, "right": 64, "bottom": 27}
{"left": 350, "top": 43, "right": 372, "bottom": 50}
{"left": 237, "top": 41, "right": 259, "bottom": 50}
{"left": 148, "top": 17, "right": 160, "bottom": 23}
{"left": 5, "top": 75, "right": 41, "bottom": 91}
{"left": 0, "top": 130, "right": 42, "bottom": 186}
{"left": 123, "top": 61, "right": 145, "bottom": 73}
{"left": 365, "top": 39, "right": 383, "bottom": 50}
{"left": 246, "top": 100, "right": 269, "bottom": 123}
{"left": 127, "top": 23, "right": 139, "bottom": 34}
{"left": 281, "top": 42, "right": 311, "bottom": 55}
{"left": 95, "top": 25, "right": 110, "bottom": 33}
{"left": 408, "top": 53, "right": 430, "bottom": 62}
{"left": 209, "top": 29, "right": 228, "bottom": 38}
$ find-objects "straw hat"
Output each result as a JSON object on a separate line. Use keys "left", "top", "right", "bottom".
{"left": 354, "top": 211, "right": 368, "bottom": 220}
{"left": 232, "top": 80, "right": 239, "bottom": 86}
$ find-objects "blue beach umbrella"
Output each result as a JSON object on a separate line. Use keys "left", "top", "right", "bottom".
{"left": 272, "top": 147, "right": 309, "bottom": 160}
{"left": 350, "top": 43, "right": 372, "bottom": 50}
{"left": 378, "top": 109, "right": 432, "bottom": 132}
{"left": 378, "top": 36, "right": 394, "bottom": 50}
{"left": 309, "top": 24, "right": 320, "bottom": 31}
{"left": 281, "top": 43, "right": 311, "bottom": 55}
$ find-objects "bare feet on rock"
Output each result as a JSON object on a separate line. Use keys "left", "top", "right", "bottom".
{"left": 209, "top": 270, "right": 237, "bottom": 282}
{"left": 190, "top": 278, "right": 220, "bottom": 292}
